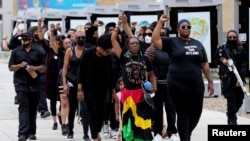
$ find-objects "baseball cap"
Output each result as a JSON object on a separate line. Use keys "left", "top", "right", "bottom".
{"left": 19, "top": 30, "right": 33, "bottom": 37}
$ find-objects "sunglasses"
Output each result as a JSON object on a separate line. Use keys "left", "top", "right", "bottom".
{"left": 228, "top": 36, "right": 237, "bottom": 40}
{"left": 144, "top": 33, "right": 152, "bottom": 37}
{"left": 181, "top": 25, "right": 191, "bottom": 30}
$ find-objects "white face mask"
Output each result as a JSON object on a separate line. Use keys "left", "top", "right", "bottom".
{"left": 144, "top": 35, "right": 152, "bottom": 44}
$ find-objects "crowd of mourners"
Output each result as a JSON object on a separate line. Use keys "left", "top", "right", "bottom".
{"left": 13, "top": 13, "right": 250, "bottom": 141}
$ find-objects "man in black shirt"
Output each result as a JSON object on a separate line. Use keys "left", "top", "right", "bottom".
{"left": 8, "top": 31, "right": 45, "bottom": 141}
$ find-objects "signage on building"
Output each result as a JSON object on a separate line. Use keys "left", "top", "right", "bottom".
{"left": 17, "top": 0, "right": 96, "bottom": 16}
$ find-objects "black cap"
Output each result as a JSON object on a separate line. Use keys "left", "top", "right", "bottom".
{"left": 105, "top": 22, "right": 116, "bottom": 30}
{"left": 20, "top": 30, "right": 33, "bottom": 37}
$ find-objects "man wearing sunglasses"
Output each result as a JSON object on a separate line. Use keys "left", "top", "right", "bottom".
{"left": 214, "top": 30, "right": 247, "bottom": 125}
{"left": 152, "top": 14, "right": 214, "bottom": 141}
{"left": 8, "top": 30, "right": 46, "bottom": 141}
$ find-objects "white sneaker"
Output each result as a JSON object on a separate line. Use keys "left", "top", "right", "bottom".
{"left": 153, "top": 133, "right": 162, "bottom": 141}
{"left": 103, "top": 124, "right": 110, "bottom": 138}
{"left": 169, "top": 134, "right": 180, "bottom": 141}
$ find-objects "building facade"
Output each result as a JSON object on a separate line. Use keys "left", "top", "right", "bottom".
{"left": 0, "top": 0, "right": 246, "bottom": 51}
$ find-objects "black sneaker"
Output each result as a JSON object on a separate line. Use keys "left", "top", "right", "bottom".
{"left": 41, "top": 111, "right": 50, "bottom": 118}
{"left": 18, "top": 135, "right": 27, "bottom": 141}
{"left": 83, "top": 134, "right": 91, "bottom": 141}
{"left": 67, "top": 133, "right": 74, "bottom": 140}
{"left": 61, "top": 124, "right": 68, "bottom": 135}
{"left": 28, "top": 134, "right": 37, "bottom": 140}
{"left": 52, "top": 122, "right": 58, "bottom": 130}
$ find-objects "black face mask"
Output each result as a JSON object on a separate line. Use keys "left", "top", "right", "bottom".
{"left": 33, "top": 34, "right": 39, "bottom": 40}
{"left": 77, "top": 39, "right": 85, "bottom": 46}
{"left": 227, "top": 40, "right": 237, "bottom": 47}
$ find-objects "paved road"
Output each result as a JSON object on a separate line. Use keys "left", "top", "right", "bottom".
{"left": 1, "top": 58, "right": 250, "bottom": 141}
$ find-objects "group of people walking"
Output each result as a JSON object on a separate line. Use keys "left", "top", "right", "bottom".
{"left": 5, "top": 13, "right": 247, "bottom": 141}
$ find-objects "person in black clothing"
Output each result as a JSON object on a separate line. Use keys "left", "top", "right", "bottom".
{"left": 214, "top": 30, "right": 247, "bottom": 125}
{"left": 8, "top": 23, "right": 51, "bottom": 118}
{"left": 62, "top": 30, "right": 90, "bottom": 140}
{"left": 8, "top": 31, "right": 45, "bottom": 141}
{"left": 111, "top": 16, "right": 157, "bottom": 141}
{"left": 29, "top": 24, "right": 51, "bottom": 119}
{"left": 40, "top": 22, "right": 61, "bottom": 130}
{"left": 152, "top": 15, "right": 214, "bottom": 141}
{"left": 145, "top": 27, "right": 178, "bottom": 140}
{"left": 102, "top": 22, "right": 121, "bottom": 139}
{"left": 77, "top": 33, "right": 116, "bottom": 141}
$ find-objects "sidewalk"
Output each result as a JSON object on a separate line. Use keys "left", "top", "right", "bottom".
{"left": 1, "top": 59, "right": 250, "bottom": 141}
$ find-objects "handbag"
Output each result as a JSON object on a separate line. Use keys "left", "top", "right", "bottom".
{"left": 66, "top": 71, "right": 77, "bottom": 83}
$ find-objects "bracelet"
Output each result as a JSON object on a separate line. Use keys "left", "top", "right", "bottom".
{"left": 77, "top": 88, "right": 83, "bottom": 92}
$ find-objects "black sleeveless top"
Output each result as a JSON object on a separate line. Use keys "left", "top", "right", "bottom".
{"left": 67, "top": 47, "right": 82, "bottom": 82}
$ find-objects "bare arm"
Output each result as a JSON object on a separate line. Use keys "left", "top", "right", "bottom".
{"left": 37, "top": 19, "right": 44, "bottom": 40}
{"left": 201, "top": 62, "right": 214, "bottom": 96}
{"left": 62, "top": 48, "right": 72, "bottom": 91}
{"left": 49, "top": 26, "right": 58, "bottom": 54}
{"left": 122, "top": 15, "right": 135, "bottom": 38}
{"left": 152, "top": 14, "right": 169, "bottom": 50}
{"left": 9, "top": 61, "right": 27, "bottom": 72}
{"left": 111, "top": 18, "right": 123, "bottom": 58}
{"left": 148, "top": 70, "right": 157, "bottom": 93}
{"left": 2, "top": 35, "right": 9, "bottom": 51}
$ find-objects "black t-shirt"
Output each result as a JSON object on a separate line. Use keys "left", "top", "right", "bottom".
{"left": 162, "top": 37, "right": 208, "bottom": 83}
{"left": 120, "top": 52, "right": 153, "bottom": 90}
{"left": 78, "top": 47, "right": 114, "bottom": 91}
{"left": 145, "top": 46, "right": 170, "bottom": 80}
{"left": 8, "top": 45, "right": 45, "bottom": 92}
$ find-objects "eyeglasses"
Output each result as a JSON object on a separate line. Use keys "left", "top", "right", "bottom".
{"left": 144, "top": 33, "right": 152, "bottom": 37}
{"left": 228, "top": 36, "right": 237, "bottom": 40}
{"left": 181, "top": 25, "right": 191, "bottom": 30}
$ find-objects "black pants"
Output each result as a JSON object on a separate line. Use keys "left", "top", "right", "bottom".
{"left": 80, "top": 100, "right": 90, "bottom": 136}
{"left": 68, "top": 85, "right": 78, "bottom": 135}
{"left": 104, "top": 101, "right": 119, "bottom": 130}
{"left": 38, "top": 73, "right": 49, "bottom": 113}
{"left": 17, "top": 91, "right": 39, "bottom": 137}
{"left": 152, "top": 83, "right": 177, "bottom": 136}
{"left": 85, "top": 89, "right": 107, "bottom": 139}
{"left": 168, "top": 80, "right": 204, "bottom": 141}
{"left": 47, "top": 78, "right": 58, "bottom": 116}
{"left": 223, "top": 86, "right": 244, "bottom": 123}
